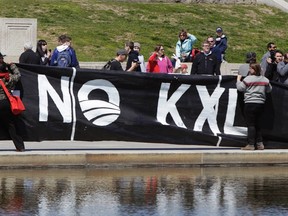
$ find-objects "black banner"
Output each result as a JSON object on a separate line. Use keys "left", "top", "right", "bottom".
{"left": 4, "top": 64, "right": 288, "bottom": 148}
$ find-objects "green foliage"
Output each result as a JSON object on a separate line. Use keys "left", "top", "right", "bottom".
{"left": 0, "top": 0, "right": 287, "bottom": 62}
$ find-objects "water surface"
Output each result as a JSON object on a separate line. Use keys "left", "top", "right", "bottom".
{"left": 0, "top": 166, "right": 288, "bottom": 216}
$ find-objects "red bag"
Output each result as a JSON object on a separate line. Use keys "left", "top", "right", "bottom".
{"left": 0, "top": 79, "right": 25, "bottom": 115}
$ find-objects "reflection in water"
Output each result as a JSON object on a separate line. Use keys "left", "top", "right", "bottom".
{"left": 0, "top": 167, "right": 287, "bottom": 215}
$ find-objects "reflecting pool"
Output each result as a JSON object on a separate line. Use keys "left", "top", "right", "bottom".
{"left": 0, "top": 166, "right": 288, "bottom": 216}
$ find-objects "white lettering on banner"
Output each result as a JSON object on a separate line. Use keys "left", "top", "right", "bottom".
{"left": 38, "top": 75, "right": 72, "bottom": 123}
{"left": 193, "top": 85, "right": 225, "bottom": 135}
{"left": 224, "top": 88, "right": 247, "bottom": 136}
{"left": 37, "top": 74, "right": 244, "bottom": 136}
{"left": 157, "top": 82, "right": 245, "bottom": 136}
{"left": 78, "top": 79, "right": 120, "bottom": 126}
{"left": 157, "top": 83, "right": 191, "bottom": 128}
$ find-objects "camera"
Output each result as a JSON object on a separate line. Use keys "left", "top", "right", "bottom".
{"left": 270, "top": 50, "right": 276, "bottom": 62}
{"left": 133, "top": 59, "right": 141, "bottom": 64}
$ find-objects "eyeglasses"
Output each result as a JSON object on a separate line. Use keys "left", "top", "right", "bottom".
{"left": 41, "top": 43, "right": 47, "bottom": 46}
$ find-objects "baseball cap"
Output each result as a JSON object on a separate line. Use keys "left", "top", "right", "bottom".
{"left": 0, "top": 52, "right": 6, "bottom": 58}
{"left": 216, "top": 27, "right": 223, "bottom": 32}
{"left": 117, "top": 49, "right": 128, "bottom": 56}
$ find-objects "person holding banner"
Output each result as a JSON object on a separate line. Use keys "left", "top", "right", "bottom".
{"left": 236, "top": 63, "right": 272, "bottom": 151}
{"left": 0, "top": 53, "right": 25, "bottom": 152}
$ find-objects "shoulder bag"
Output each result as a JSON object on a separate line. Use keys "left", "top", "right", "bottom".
{"left": 0, "top": 79, "right": 25, "bottom": 115}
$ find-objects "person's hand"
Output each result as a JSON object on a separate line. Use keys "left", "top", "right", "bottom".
{"left": 132, "top": 61, "right": 138, "bottom": 67}
{"left": 237, "top": 75, "right": 242, "bottom": 81}
{"left": 266, "top": 57, "right": 272, "bottom": 64}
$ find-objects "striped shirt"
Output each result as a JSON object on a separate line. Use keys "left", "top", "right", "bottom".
{"left": 236, "top": 75, "right": 272, "bottom": 104}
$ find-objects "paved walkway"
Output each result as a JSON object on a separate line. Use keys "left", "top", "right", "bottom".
{"left": 0, "top": 140, "right": 288, "bottom": 168}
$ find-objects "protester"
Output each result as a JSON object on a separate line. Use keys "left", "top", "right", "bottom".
{"left": 50, "top": 34, "right": 79, "bottom": 68}
{"left": 146, "top": 45, "right": 173, "bottom": 73}
{"left": 208, "top": 35, "right": 221, "bottom": 73}
{"left": 265, "top": 50, "right": 283, "bottom": 82}
{"left": 0, "top": 53, "right": 25, "bottom": 152}
{"left": 276, "top": 52, "right": 288, "bottom": 85}
{"left": 215, "top": 27, "right": 228, "bottom": 63}
{"left": 191, "top": 40, "right": 220, "bottom": 75}
{"left": 19, "top": 42, "right": 40, "bottom": 64}
{"left": 236, "top": 63, "right": 272, "bottom": 150}
{"left": 260, "top": 42, "right": 277, "bottom": 74}
{"left": 103, "top": 49, "right": 138, "bottom": 71}
{"left": 125, "top": 41, "right": 141, "bottom": 72}
{"left": 238, "top": 52, "right": 257, "bottom": 76}
{"left": 133, "top": 42, "right": 146, "bottom": 72}
{"left": 36, "top": 39, "right": 51, "bottom": 65}
{"left": 175, "top": 29, "right": 197, "bottom": 62}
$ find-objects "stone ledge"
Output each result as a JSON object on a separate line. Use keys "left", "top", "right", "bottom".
{"left": 0, "top": 151, "right": 287, "bottom": 168}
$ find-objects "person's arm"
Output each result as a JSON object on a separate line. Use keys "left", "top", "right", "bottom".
{"left": 19, "top": 52, "right": 25, "bottom": 64}
{"left": 126, "top": 62, "right": 138, "bottom": 72}
{"left": 214, "top": 56, "right": 220, "bottom": 75}
{"left": 266, "top": 82, "right": 272, "bottom": 93}
{"left": 236, "top": 75, "right": 246, "bottom": 92}
{"left": 175, "top": 41, "right": 181, "bottom": 58}
{"left": 167, "top": 57, "right": 173, "bottom": 73}
{"left": 277, "top": 61, "right": 288, "bottom": 76}
{"left": 50, "top": 49, "right": 58, "bottom": 66}
{"left": 7, "top": 63, "right": 21, "bottom": 87}
{"left": 70, "top": 48, "right": 79, "bottom": 68}
{"left": 187, "top": 33, "right": 197, "bottom": 45}
{"left": 190, "top": 55, "right": 199, "bottom": 74}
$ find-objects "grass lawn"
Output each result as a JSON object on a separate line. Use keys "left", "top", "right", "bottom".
{"left": 0, "top": 0, "right": 287, "bottom": 63}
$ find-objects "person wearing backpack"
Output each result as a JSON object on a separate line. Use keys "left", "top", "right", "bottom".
{"left": 50, "top": 35, "right": 79, "bottom": 68}
{"left": 103, "top": 49, "right": 138, "bottom": 72}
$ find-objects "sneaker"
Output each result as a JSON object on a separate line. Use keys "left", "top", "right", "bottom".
{"left": 241, "top": 144, "right": 255, "bottom": 150}
{"left": 256, "top": 142, "right": 264, "bottom": 150}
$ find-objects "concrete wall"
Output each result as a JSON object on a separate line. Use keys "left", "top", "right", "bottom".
{"left": 79, "top": 62, "right": 242, "bottom": 75}
{"left": 0, "top": 18, "right": 37, "bottom": 62}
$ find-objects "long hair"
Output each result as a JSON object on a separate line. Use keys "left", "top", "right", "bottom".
{"left": 36, "top": 39, "right": 47, "bottom": 57}
{"left": 249, "top": 63, "right": 262, "bottom": 76}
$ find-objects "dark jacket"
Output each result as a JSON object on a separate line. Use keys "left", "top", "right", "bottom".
{"left": 191, "top": 51, "right": 220, "bottom": 75}
{"left": 19, "top": 49, "right": 40, "bottom": 65}
{"left": 265, "top": 63, "right": 279, "bottom": 82}
{"left": 126, "top": 50, "right": 141, "bottom": 72}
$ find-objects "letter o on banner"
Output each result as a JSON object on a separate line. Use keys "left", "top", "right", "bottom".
{"left": 78, "top": 79, "right": 121, "bottom": 126}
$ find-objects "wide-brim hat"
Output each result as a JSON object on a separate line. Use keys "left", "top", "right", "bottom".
{"left": 0, "top": 52, "right": 6, "bottom": 58}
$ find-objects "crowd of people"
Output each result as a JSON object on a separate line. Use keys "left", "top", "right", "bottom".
{"left": 0, "top": 29, "right": 285, "bottom": 152}
{"left": 104, "top": 27, "right": 227, "bottom": 75}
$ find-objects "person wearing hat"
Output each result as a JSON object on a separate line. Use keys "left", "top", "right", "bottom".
{"left": 133, "top": 42, "right": 146, "bottom": 72}
{"left": 103, "top": 49, "right": 138, "bottom": 71}
{"left": 0, "top": 53, "right": 25, "bottom": 152}
{"left": 215, "top": 27, "right": 228, "bottom": 63}
{"left": 238, "top": 52, "right": 257, "bottom": 76}
{"left": 19, "top": 41, "right": 40, "bottom": 65}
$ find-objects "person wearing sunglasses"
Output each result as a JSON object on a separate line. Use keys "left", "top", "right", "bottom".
{"left": 146, "top": 45, "right": 173, "bottom": 73}
{"left": 175, "top": 29, "right": 197, "bottom": 62}
{"left": 36, "top": 39, "right": 51, "bottom": 66}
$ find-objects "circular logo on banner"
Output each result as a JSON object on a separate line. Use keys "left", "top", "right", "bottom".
{"left": 78, "top": 79, "right": 120, "bottom": 126}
